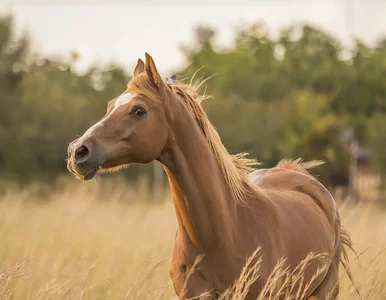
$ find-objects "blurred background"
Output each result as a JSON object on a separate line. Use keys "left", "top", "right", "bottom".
{"left": 1, "top": 1, "right": 386, "bottom": 299}
{"left": 1, "top": 0, "right": 386, "bottom": 203}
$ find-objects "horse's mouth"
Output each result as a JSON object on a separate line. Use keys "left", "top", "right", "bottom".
{"left": 67, "top": 155, "right": 129, "bottom": 180}
{"left": 81, "top": 167, "right": 99, "bottom": 180}
{"left": 67, "top": 159, "right": 99, "bottom": 181}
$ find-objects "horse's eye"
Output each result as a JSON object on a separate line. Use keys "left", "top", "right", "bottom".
{"left": 130, "top": 107, "right": 147, "bottom": 118}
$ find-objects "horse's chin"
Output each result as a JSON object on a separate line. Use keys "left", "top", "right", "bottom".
{"left": 98, "top": 163, "right": 131, "bottom": 174}
{"left": 68, "top": 161, "right": 130, "bottom": 180}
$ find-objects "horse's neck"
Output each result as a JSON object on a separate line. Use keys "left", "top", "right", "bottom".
{"left": 160, "top": 107, "right": 238, "bottom": 251}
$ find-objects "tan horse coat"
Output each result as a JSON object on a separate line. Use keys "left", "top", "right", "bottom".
{"left": 67, "top": 53, "right": 355, "bottom": 299}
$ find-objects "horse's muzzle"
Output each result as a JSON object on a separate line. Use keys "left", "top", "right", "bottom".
{"left": 67, "top": 138, "right": 106, "bottom": 180}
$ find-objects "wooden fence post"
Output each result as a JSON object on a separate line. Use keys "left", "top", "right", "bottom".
{"left": 349, "top": 139, "right": 358, "bottom": 204}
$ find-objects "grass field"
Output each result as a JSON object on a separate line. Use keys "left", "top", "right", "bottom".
{"left": 0, "top": 177, "right": 385, "bottom": 299}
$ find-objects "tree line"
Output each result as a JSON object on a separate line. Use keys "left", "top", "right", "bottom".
{"left": 1, "top": 15, "right": 386, "bottom": 189}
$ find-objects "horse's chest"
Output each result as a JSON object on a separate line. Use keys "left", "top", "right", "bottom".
{"left": 170, "top": 233, "right": 252, "bottom": 299}
{"left": 168, "top": 236, "right": 278, "bottom": 299}
{"left": 169, "top": 234, "right": 224, "bottom": 299}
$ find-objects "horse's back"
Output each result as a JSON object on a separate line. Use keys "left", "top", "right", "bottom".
{"left": 251, "top": 166, "right": 338, "bottom": 228}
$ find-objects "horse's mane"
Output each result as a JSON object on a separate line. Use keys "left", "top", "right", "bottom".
{"left": 128, "top": 73, "right": 259, "bottom": 206}
{"left": 276, "top": 158, "right": 324, "bottom": 175}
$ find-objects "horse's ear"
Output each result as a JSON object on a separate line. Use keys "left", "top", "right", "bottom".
{"left": 133, "top": 59, "right": 145, "bottom": 77}
{"left": 145, "top": 52, "right": 163, "bottom": 89}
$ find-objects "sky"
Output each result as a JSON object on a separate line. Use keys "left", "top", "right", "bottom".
{"left": 1, "top": 0, "right": 386, "bottom": 75}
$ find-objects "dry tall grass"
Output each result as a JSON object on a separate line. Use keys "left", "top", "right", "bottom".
{"left": 0, "top": 177, "right": 385, "bottom": 299}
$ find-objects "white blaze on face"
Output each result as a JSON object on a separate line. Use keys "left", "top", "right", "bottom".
{"left": 82, "top": 92, "right": 136, "bottom": 138}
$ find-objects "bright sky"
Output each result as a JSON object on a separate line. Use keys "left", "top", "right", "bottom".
{"left": 1, "top": 0, "right": 386, "bottom": 75}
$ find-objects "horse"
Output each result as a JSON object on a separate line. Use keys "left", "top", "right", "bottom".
{"left": 67, "top": 53, "right": 355, "bottom": 299}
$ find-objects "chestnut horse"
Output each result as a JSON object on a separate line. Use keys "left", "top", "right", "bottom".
{"left": 67, "top": 53, "right": 354, "bottom": 299}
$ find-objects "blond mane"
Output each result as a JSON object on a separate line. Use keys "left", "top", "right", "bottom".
{"left": 128, "top": 73, "right": 259, "bottom": 206}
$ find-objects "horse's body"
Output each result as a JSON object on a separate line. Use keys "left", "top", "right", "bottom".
{"left": 67, "top": 53, "right": 353, "bottom": 299}
{"left": 169, "top": 165, "right": 341, "bottom": 299}
{"left": 160, "top": 105, "right": 341, "bottom": 299}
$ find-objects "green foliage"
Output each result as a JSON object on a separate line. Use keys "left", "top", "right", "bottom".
{"left": 1, "top": 15, "right": 385, "bottom": 186}
{"left": 180, "top": 24, "right": 383, "bottom": 185}
{"left": 0, "top": 15, "right": 131, "bottom": 181}
{"left": 367, "top": 115, "right": 386, "bottom": 188}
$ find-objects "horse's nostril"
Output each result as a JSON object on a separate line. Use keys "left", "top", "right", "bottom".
{"left": 75, "top": 145, "right": 90, "bottom": 160}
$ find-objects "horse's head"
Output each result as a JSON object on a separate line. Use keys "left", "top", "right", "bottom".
{"left": 67, "top": 53, "right": 175, "bottom": 180}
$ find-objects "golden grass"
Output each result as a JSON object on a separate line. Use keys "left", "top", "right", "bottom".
{"left": 0, "top": 177, "right": 385, "bottom": 299}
